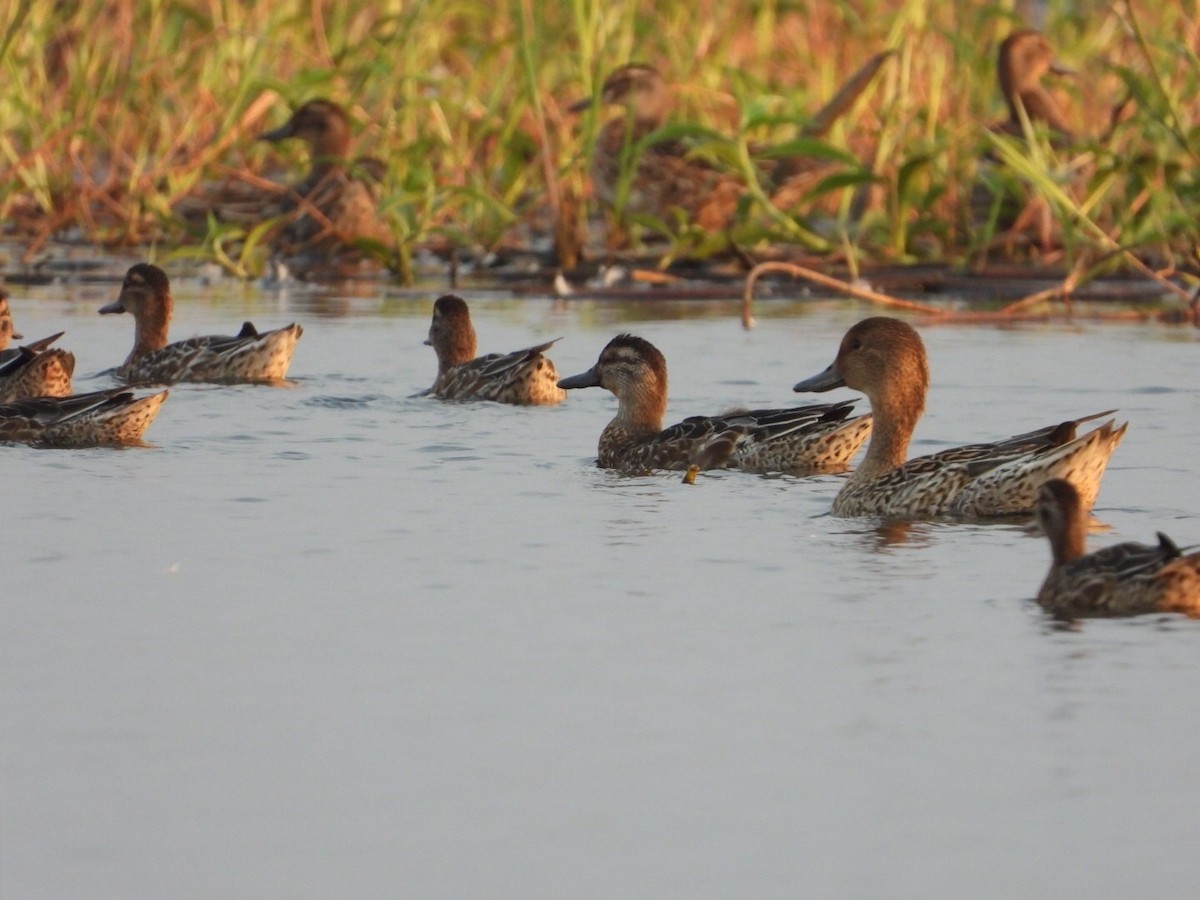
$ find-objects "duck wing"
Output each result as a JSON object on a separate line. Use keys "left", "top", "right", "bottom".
{"left": 0, "top": 331, "right": 64, "bottom": 368}
{"left": 632, "top": 400, "right": 866, "bottom": 473}
{"left": 121, "top": 323, "right": 302, "bottom": 384}
{"left": 0, "top": 346, "right": 75, "bottom": 402}
{"left": 474, "top": 339, "right": 561, "bottom": 381}
{"left": 0, "top": 386, "right": 167, "bottom": 446}
{"left": 838, "top": 411, "right": 1125, "bottom": 518}
{"left": 436, "top": 339, "right": 564, "bottom": 405}
{"left": 727, "top": 400, "right": 872, "bottom": 473}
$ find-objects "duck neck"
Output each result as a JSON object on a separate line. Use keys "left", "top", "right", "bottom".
{"left": 300, "top": 158, "right": 347, "bottom": 198}
{"left": 1011, "top": 88, "right": 1071, "bottom": 135}
{"left": 613, "top": 376, "right": 667, "bottom": 439}
{"left": 1048, "top": 510, "right": 1087, "bottom": 565}
{"left": 130, "top": 295, "right": 172, "bottom": 359}
{"left": 309, "top": 149, "right": 347, "bottom": 179}
{"left": 438, "top": 327, "right": 476, "bottom": 373}
{"left": 853, "top": 380, "right": 924, "bottom": 480}
{"left": 604, "top": 112, "right": 659, "bottom": 156}
{"left": 314, "top": 125, "right": 351, "bottom": 168}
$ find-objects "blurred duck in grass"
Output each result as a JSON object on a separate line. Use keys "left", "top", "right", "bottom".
{"left": 171, "top": 97, "right": 393, "bottom": 275}
{"left": 567, "top": 53, "right": 892, "bottom": 253}
{"left": 256, "top": 99, "right": 393, "bottom": 268}
{"left": 972, "top": 28, "right": 1080, "bottom": 260}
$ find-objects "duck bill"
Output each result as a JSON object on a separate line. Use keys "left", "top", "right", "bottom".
{"left": 97, "top": 299, "right": 126, "bottom": 315}
{"left": 793, "top": 363, "right": 845, "bottom": 393}
{"left": 11, "top": 329, "right": 23, "bottom": 340}
{"left": 557, "top": 367, "right": 601, "bottom": 390}
{"left": 258, "top": 122, "right": 296, "bottom": 143}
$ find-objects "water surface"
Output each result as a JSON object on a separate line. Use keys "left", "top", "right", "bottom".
{"left": 5, "top": 272, "right": 1200, "bottom": 898}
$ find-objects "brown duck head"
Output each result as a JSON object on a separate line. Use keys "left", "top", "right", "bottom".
{"left": 425, "top": 295, "right": 478, "bottom": 370}
{"left": 570, "top": 63, "right": 671, "bottom": 129}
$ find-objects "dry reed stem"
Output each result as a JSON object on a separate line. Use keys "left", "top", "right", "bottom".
{"left": 745, "top": 259, "right": 1193, "bottom": 330}
{"left": 310, "top": 0, "right": 333, "bottom": 69}
{"left": 1000, "top": 260, "right": 1083, "bottom": 315}
{"left": 999, "top": 283, "right": 1074, "bottom": 315}
{"left": 917, "top": 309, "right": 1165, "bottom": 325}
{"left": 741, "top": 260, "right": 946, "bottom": 329}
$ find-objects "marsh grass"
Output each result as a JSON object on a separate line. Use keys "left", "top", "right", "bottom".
{"left": 1, "top": 1, "right": 1198, "bottom": 285}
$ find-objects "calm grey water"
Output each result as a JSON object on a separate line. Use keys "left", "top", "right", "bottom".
{"left": 4, "top": 267, "right": 1200, "bottom": 899}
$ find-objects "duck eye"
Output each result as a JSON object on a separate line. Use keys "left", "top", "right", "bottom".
{"left": 850, "top": 338, "right": 863, "bottom": 350}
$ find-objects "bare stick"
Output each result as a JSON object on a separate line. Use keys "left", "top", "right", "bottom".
{"left": 742, "top": 260, "right": 947, "bottom": 329}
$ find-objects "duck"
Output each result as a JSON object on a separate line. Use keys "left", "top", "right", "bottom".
{"left": 570, "top": 59, "right": 893, "bottom": 236}
{"left": 792, "top": 317, "right": 1126, "bottom": 517}
{"left": 257, "top": 98, "right": 390, "bottom": 256}
{"left": 99, "top": 263, "right": 302, "bottom": 384}
{"left": 975, "top": 30, "right": 1077, "bottom": 255}
{"left": 995, "top": 29, "right": 1074, "bottom": 140}
{"left": 557, "top": 333, "right": 872, "bottom": 473}
{"left": 0, "top": 386, "right": 168, "bottom": 447}
{"left": 1034, "top": 479, "right": 1200, "bottom": 617}
{"left": 0, "top": 292, "right": 75, "bottom": 402}
{"left": 569, "top": 64, "right": 744, "bottom": 232}
{"left": 424, "top": 295, "right": 566, "bottom": 405}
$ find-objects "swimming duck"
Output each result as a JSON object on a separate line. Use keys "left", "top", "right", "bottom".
{"left": 558, "top": 333, "right": 872, "bottom": 473}
{"left": 258, "top": 98, "right": 390, "bottom": 255}
{"left": 1034, "top": 479, "right": 1200, "bottom": 617}
{"left": 570, "top": 64, "right": 743, "bottom": 232}
{"left": 0, "top": 294, "right": 74, "bottom": 402}
{"left": 0, "top": 386, "right": 168, "bottom": 447}
{"left": 425, "top": 295, "right": 566, "bottom": 405}
{"left": 99, "top": 263, "right": 302, "bottom": 384}
{"left": 995, "top": 29, "right": 1074, "bottom": 139}
{"left": 793, "top": 317, "right": 1126, "bottom": 517}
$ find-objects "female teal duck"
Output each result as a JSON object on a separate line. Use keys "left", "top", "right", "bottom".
{"left": 1034, "top": 479, "right": 1200, "bottom": 618}
{"left": 0, "top": 386, "right": 167, "bottom": 447}
{"left": 425, "top": 295, "right": 565, "bottom": 405}
{"left": 99, "top": 264, "right": 302, "bottom": 384}
{"left": 258, "top": 98, "right": 389, "bottom": 256}
{"left": 0, "top": 294, "right": 74, "bottom": 402}
{"left": 996, "top": 29, "right": 1073, "bottom": 139}
{"left": 571, "top": 59, "right": 890, "bottom": 230}
{"left": 793, "top": 317, "right": 1125, "bottom": 517}
{"left": 558, "top": 333, "right": 871, "bottom": 473}
{"left": 570, "top": 64, "right": 743, "bottom": 232}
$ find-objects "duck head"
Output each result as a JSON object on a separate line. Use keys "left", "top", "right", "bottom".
{"left": 558, "top": 333, "right": 668, "bottom": 426}
{"left": 425, "top": 295, "right": 478, "bottom": 369}
{"left": 569, "top": 63, "right": 671, "bottom": 127}
{"left": 997, "top": 29, "right": 1074, "bottom": 135}
{"left": 259, "top": 99, "right": 353, "bottom": 165}
{"left": 794, "top": 317, "right": 929, "bottom": 428}
{"left": 1035, "top": 478, "right": 1087, "bottom": 564}
{"left": 99, "top": 263, "right": 173, "bottom": 354}
{"left": 99, "top": 263, "right": 172, "bottom": 319}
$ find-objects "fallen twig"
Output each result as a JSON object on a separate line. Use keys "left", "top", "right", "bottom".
{"left": 741, "top": 260, "right": 947, "bottom": 328}
{"left": 1000, "top": 258, "right": 1083, "bottom": 315}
